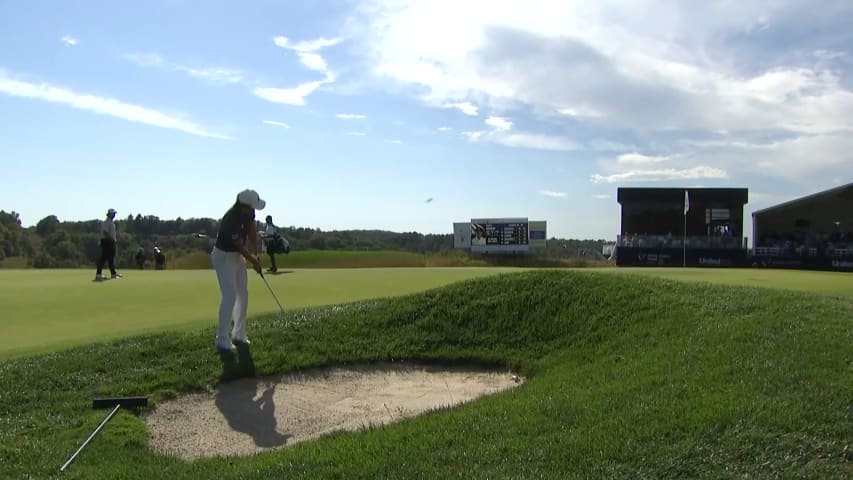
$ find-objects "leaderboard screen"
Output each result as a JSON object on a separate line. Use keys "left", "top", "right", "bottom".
{"left": 471, "top": 218, "right": 529, "bottom": 252}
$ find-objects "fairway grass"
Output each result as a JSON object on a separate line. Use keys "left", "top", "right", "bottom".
{"left": 0, "top": 271, "right": 849, "bottom": 478}
{"left": 603, "top": 267, "right": 853, "bottom": 297}
{"left": 1, "top": 268, "right": 520, "bottom": 359}
{"left": 6, "top": 266, "right": 853, "bottom": 359}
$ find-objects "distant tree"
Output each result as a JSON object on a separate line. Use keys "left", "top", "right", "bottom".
{"left": 35, "top": 215, "right": 61, "bottom": 236}
{"left": 0, "top": 210, "right": 25, "bottom": 258}
{"left": 309, "top": 233, "right": 327, "bottom": 250}
{"left": 32, "top": 250, "right": 56, "bottom": 268}
{"left": 45, "top": 230, "right": 83, "bottom": 265}
{"left": 0, "top": 225, "right": 6, "bottom": 261}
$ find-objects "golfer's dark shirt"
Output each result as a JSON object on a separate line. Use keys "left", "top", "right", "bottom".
{"left": 215, "top": 207, "right": 251, "bottom": 252}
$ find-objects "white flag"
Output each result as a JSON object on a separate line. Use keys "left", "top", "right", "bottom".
{"left": 684, "top": 190, "right": 690, "bottom": 215}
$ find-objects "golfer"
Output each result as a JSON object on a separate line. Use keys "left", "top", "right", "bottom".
{"left": 211, "top": 189, "right": 265, "bottom": 351}
{"left": 95, "top": 208, "right": 121, "bottom": 281}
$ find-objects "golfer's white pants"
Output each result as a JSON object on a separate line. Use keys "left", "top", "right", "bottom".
{"left": 211, "top": 247, "right": 248, "bottom": 345}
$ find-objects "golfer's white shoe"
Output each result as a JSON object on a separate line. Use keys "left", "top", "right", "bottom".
{"left": 233, "top": 337, "right": 251, "bottom": 347}
{"left": 111, "top": 272, "right": 122, "bottom": 279}
{"left": 94, "top": 274, "right": 105, "bottom": 281}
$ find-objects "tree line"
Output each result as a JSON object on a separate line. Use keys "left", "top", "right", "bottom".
{"left": 0, "top": 210, "right": 611, "bottom": 268}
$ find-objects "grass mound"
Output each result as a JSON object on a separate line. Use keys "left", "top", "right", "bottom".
{"left": 1, "top": 271, "right": 850, "bottom": 478}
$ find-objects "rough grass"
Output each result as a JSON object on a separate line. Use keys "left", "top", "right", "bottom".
{"left": 1, "top": 271, "right": 850, "bottom": 479}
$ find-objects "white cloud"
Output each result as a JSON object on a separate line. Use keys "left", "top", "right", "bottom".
{"left": 681, "top": 133, "right": 853, "bottom": 182}
{"left": 592, "top": 194, "right": 612, "bottom": 199}
{"left": 124, "top": 53, "right": 244, "bottom": 84}
{"left": 273, "top": 36, "right": 340, "bottom": 74}
{"left": 557, "top": 106, "right": 603, "bottom": 118}
{"left": 274, "top": 36, "right": 342, "bottom": 52}
{"left": 540, "top": 190, "right": 567, "bottom": 198}
{"left": 353, "top": 0, "right": 853, "bottom": 182}
{"left": 253, "top": 80, "right": 327, "bottom": 106}
{"left": 297, "top": 52, "right": 329, "bottom": 72}
{"left": 464, "top": 115, "right": 578, "bottom": 151}
{"left": 390, "top": 139, "right": 403, "bottom": 144}
{"left": 262, "top": 35, "right": 341, "bottom": 105}
{"left": 60, "top": 36, "right": 78, "bottom": 46}
{"left": 0, "top": 73, "right": 228, "bottom": 139}
{"left": 485, "top": 115, "right": 512, "bottom": 131}
{"left": 495, "top": 132, "right": 579, "bottom": 151}
{"left": 263, "top": 120, "right": 291, "bottom": 128}
{"left": 590, "top": 166, "right": 728, "bottom": 184}
{"left": 437, "top": 126, "right": 452, "bottom": 131}
{"left": 442, "top": 102, "right": 478, "bottom": 116}
{"left": 588, "top": 139, "right": 636, "bottom": 151}
{"left": 336, "top": 113, "right": 366, "bottom": 119}
{"left": 617, "top": 153, "right": 668, "bottom": 165}
{"left": 346, "top": 131, "right": 367, "bottom": 136}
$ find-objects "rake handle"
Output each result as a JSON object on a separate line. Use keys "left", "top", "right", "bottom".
{"left": 60, "top": 404, "right": 121, "bottom": 472}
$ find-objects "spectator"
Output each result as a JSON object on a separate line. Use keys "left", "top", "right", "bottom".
{"left": 135, "top": 248, "right": 146, "bottom": 269}
{"left": 95, "top": 208, "right": 121, "bottom": 281}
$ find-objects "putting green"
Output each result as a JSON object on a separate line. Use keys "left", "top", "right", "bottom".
{"left": 2, "top": 268, "right": 520, "bottom": 359}
{"left": 595, "top": 267, "right": 853, "bottom": 296}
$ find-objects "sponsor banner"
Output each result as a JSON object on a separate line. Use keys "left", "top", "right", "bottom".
{"left": 616, "top": 247, "right": 747, "bottom": 267}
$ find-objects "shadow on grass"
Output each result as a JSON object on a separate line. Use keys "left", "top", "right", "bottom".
{"left": 218, "top": 343, "right": 256, "bottom": 381}
{"left": 215, "top": 344, "right": 290, "bottom": 448}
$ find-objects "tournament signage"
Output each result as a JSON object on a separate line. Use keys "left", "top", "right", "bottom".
{"left": 470, "top": 218, "right": 530, "bottom": 253}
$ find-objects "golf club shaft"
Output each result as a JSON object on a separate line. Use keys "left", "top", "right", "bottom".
{"left": 60, "top": 404, "right": 121, "bottom": 472}
{"left": 260, "top": 273, "right": 284, "bottom": 313}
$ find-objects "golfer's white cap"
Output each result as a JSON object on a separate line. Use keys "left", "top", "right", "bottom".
{"left": 237, "top": 189, "right": 266, "bottom": 210}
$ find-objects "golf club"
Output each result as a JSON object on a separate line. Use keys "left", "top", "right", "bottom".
{"left": 259, "top": 272, "right": 284, "bottom": 316}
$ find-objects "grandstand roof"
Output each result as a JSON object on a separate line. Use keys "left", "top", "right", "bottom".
{"left": 617, "top": 187, "right": 748, "bottom": 204}
{"left": 752, "top": 182, "right": 853, "bottom": 217}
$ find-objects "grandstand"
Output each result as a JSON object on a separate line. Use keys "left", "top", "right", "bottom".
{"left": 615, "top": 187, "right": 749, "bottom": 267}
{"left": 752, "top": 182, "right": 853, "bottom": 271}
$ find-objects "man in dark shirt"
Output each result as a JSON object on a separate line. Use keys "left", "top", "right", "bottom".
{"left": 135, "top": 248, "right": 146, "bottom": 269}
{"left": 211, "top": 189, "right": 265, "bottom": 352}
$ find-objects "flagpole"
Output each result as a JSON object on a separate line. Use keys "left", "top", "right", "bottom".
{"left": 683, "top": 212, "right": 687, "bottom": 268}
{"left": 683, "top": 189, "right": 689, "bottom": 268}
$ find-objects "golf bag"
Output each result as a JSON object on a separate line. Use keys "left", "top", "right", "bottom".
{"left": 267, "top": 233, "right": 291, "bottom": 254}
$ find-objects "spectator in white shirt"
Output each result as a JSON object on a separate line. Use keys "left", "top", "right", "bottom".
{"left": 95, "top": 208, "right": 121, "bottom": 281}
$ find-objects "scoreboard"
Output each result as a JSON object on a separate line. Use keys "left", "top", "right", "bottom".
{"left": 483, "top": 222, "right": 528, "bottom": 246}
{"left": 471, "top": 218, "right": 530, "bottom": 253}
{"left": 454, "top": 218, "right": 546, "bottom": 253}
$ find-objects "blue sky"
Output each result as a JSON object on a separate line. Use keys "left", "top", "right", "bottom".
{"left": 1, "top": 0, "right": 851, "bottom": 240}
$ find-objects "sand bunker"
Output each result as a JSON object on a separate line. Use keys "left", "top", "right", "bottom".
{"left": 145, "top": 363, "right": 523, "bottom": 460}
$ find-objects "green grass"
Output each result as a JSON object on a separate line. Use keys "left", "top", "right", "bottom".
{"left": 273, "top": 249, "right": 428, "bottom": 268}
{"left": 1, "top": 270, "right": 850, "bottom": 479}
{"left": 0, "top": 268, "right": 519, "bottom": 359}
{"left": 0, "top": 255, "right": 29, "bottom": 268}
{"left": 168, "top": 249, "right": 431, "bottom": 269}
{"left": 603, "top": 267, "right": 853, "bottom": 297}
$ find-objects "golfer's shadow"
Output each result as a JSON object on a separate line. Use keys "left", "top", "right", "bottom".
{"left": 266, "top": 270, "right": 293, "bottom": 275}
{"left": 216, "top": 346, "right": 290, "bottom": 448}
{"left": 218, "top": 343, "right": 255, "bottom": 381}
